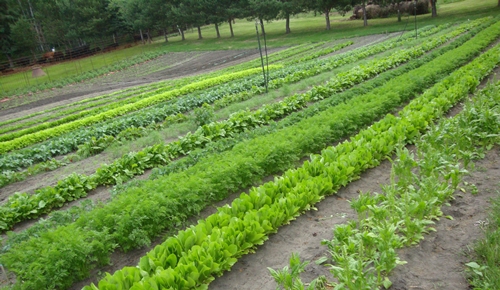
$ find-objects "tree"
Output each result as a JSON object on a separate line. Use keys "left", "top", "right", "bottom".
{"left": 171, "top": 0, "right": 209, "bottom": 40}
{"left": 223, "top": 0, "right": 244, "bottom": 37}
{"left": 312, "top": 0, "right": 351, "bottom": 30}
{"left": 279, "top": 0, "right": 308, "bottom": 34}
{"left": 360, "top": 0, "right": 367, "bottom": 26}
{"left": 245, "top": 0, "right": 282, "bottom": 36}
{"left": 149, "top": 0, "right": 174, "bottom": 42}
{"left": 112, "top": 0, "right": 156, "bottom": 44}
{"left": 0, "top": 0, "right": 16, "bottom": 66}
{"left": 203, "top": 0, "right": 226, "bottom": 38}
{"left": 10, "top": 18, "right": 37, "bottom": 59}
{"left": 430, "top": 0, "right": 437, "bottom": 17}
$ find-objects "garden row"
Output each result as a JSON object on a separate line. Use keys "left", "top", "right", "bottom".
{"left": 2, "top": 19, "right": 499, "bottom": 290}
{"left": 0, "top": 19, "right": 481, "bottom": 229}
{"left": 83, "top": 37, "right": 500, "bottom": 290}
{"left": 0, "top": 21, "right": 467, "bottom": 174}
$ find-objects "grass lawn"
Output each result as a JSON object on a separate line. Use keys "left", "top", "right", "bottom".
{"left": 0, "top": 0, "right": 498, "bottom": 97}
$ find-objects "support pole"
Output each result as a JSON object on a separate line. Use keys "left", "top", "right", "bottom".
{"left": 255, "top": 19, "right": 267, "bottom": 93}
{"left": 260, "top": 20, "right": 270, "bottom": 94}
{"left": 414, "top": 0, "right": 418, "bottom": 39}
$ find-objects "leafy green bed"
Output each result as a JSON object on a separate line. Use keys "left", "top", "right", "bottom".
{"left": 2, "top": 18, "right": 498, "bottom": 290}
{"left": 0, "top": 41, "right": 459, "bottom": 256}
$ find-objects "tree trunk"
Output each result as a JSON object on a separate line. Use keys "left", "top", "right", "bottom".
{"left": 325, "top": 9, "right": 331, "bottom": 30}
{"left": 228, "top": 18, "right": 234, "bottom": 37}
{"left": 28, "top": 0, "right": 46, "bottom": 51}
{"left": 285, "top": 13, "right": 291, "bottom": 34}
{"left": 260, "top": 18, "right": 266, "bottom": 36}
{"left": 363, "top": 1, "right": 368, "bottom": 26}
{"left": 180, "top": 27, "right": 185, "bottom": 41}
{"left": 197, "top": 26, "right": 203, "bottom": 39}
{"left": 163, "top": 28, "right": 168, "bottom": 42}
{"left": 397, "top": 3, "right": 401, "bottom": 22}
{"left": 431, "top": 0, "right": 437, "bottom": 17}
{"left": 139, "top": 29, "right": 145, "bottom": 44}
{"left": 147, "top": 28, "right": 152, "bottom": 43}
{"left": 215, "top": 23, "right": 221, "bottom": 38}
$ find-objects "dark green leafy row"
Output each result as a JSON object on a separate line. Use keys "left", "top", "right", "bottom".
{"left": 2, "top": 18, "right": 498, "bottom": 290}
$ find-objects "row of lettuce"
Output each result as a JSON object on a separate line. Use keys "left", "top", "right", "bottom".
{"left": 0, "top": 19, "right": 486, "bottom": 230}
{"left": 82, "top": 38, "right": 500, "bottom": 290}
{"left": 2, "top": 18, "right": 499, "bottom": 290}
{"left": 0, "top": 22, "right": 468, "bottom": 175}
